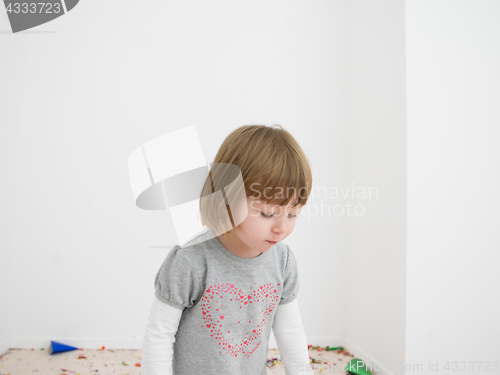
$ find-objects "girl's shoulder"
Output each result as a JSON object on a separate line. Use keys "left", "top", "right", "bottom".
{"left": 179, "top": 227, "right": 215, "bottom": 249}
{"left": 169, "top": 227, "right": 216, "bottom": 265}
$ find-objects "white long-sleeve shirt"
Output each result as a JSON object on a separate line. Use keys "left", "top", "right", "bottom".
{"left": 142, "top": 296, "right": 313, "bottom": 375}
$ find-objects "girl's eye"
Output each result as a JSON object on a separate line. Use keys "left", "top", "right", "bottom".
{"left": 261, "top": 212, "right": 297, "bottom": 218}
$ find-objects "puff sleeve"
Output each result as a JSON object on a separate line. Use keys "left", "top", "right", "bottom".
{"left": 279, "top": 245, "right": 300, "bottom": 305}
{"left": 154, "top": 245, "right": 203, "bottom": 310}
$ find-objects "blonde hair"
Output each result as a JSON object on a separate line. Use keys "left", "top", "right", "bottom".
{"left": 199, "top": 124, "right": 312, "bottom": 240}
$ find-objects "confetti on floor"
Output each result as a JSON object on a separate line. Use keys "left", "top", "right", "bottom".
{"left": 0, "top": 346, "right": 357, "bottom": 375}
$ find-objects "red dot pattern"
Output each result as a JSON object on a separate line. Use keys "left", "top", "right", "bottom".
{"left": 200, "top": 281, "right": 279, "bottom": 359}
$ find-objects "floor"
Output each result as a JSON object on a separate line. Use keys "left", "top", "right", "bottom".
{"left": 0, "top": 346, "right": 357, "bottom": 375}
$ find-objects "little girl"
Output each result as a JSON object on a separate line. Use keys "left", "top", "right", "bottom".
{"left": 142, "top": 125, "right": 314, "bottom": 375}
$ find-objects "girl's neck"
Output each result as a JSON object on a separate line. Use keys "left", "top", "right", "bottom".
{"left": 216, "top": 232, "right": 263, "bottom": 259}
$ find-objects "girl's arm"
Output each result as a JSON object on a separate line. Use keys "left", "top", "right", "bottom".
{"left": 142, "top": 296, "right": 183, "bottom": 375}
{"left": 273, "top": 298, "right": 314, "bottom": 374}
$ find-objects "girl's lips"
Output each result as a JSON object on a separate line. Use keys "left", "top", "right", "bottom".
{"left": 266, "top": 240, "right": 277, "bottom": 244}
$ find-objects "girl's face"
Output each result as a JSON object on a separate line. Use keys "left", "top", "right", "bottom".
{"left": 223, "top": 193, "right": 302, "bottom": 257}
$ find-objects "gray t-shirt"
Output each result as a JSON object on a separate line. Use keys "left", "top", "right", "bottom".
{"left": 154, "top": 227, "right": 300, "bottom": 375}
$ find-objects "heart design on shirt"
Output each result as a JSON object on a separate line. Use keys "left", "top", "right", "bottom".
{"left": 201, "top": 282, "right": 279, "bottom": 359}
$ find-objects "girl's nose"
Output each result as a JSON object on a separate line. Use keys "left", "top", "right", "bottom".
{"left": 272, "top": 220, "right": 286, "bottom": 235}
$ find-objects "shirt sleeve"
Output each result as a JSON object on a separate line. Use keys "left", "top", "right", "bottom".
{"left": 154, "top": 245, "right": 203, "bottom": 310}
{"left": 279, "top": 245, "right": 300, "bottom": 305}
{"left": 272, "top": 298, "right": 314, "bottom": 374}
{"left": 141, "top": 296, "right": 183, "bottom": 375}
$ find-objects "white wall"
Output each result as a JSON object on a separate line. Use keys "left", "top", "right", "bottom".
{"left": 344, "top": 1, "right": 407, "bottom": 375}
{"left": 0, "top": 0, "right": 353, "bottom": 353}
{"left": 0, "top": 117, "right": 16, "bottom": 355}
{"left": 406, "top": 1, "right": 500, "bottom": 374}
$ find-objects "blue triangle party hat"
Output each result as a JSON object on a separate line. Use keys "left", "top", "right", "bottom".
{"left": 49, "top": 341, "right": 79, "bottom": 355}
